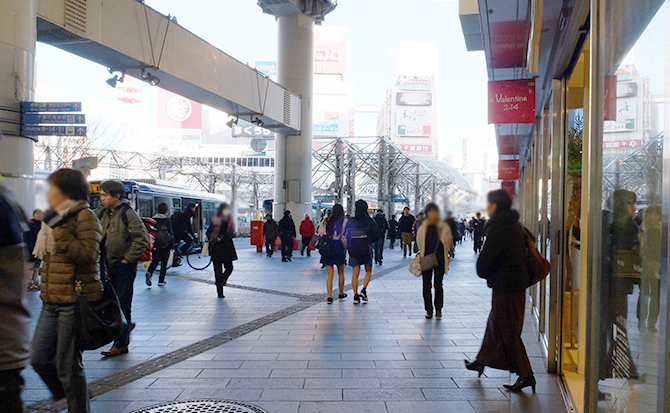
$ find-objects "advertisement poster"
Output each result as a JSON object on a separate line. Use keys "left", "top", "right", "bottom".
{"left": 488, "top": 79, "right": 536, "bottom": 124}
{"left": 604, "top": 99, "right": 636, "bottom": 132}
{"left": 498, "top": 159, "right": 520, "bottom": 180}
{"left": 398, "top": 144, "right": 432, "bottom": 153}
{"left": 313, "top": 111, "right": 339, "bottom": 134}
{"left": 156, "top": 88, "right": 202, "bottom": 144}
{"left": 396, "top": 107, "right": 431, "bottom": 137}
{"left": 603, "top": 139, "right": 643, "bottom": 150}
{"left": 314, "top": 27, "right": 347, "bottom": 74}
{"left": 604, "top": 75, "right": 616, "bottom": 121}
{"left": 498, "top": 135, "right": 521, "bottom": 155}
{"left": 398, "top": 77, "right": 432, "bottom": 91}
{"left": 396, "top": 92, "right": 432, "bottom": 106}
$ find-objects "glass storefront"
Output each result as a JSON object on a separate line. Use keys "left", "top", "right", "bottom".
{"left": 519, "top": 2, "right": 668, "bottom": 411}
{"left": 586, "top": 1, "right": 668, "bottom": 411}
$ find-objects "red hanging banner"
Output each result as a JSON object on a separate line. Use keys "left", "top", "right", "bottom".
{"left": 498, "top": 160, "right": 520, "bottom": 180}
{"left": 501, "top": 181, "right": 516, "bottom": 198}
{"left": 488, "top": 79, "right": 536, "bottom": 124}
{"left": 604, "top": 75, "right": 617, "bottom": 121}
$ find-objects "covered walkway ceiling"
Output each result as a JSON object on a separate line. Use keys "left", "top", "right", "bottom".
{"left": 36, "top": 0, "right": 301, "bottom": 134}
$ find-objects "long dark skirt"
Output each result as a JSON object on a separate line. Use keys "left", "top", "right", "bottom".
{"left": 476, "top": 289, "right": 533, "bottom": 378}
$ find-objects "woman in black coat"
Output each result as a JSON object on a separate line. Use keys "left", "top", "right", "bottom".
{"left": 207, "top": 203, "right": 238, "bottom": 298}
{"left": 464, "top": 189, "right": 535, "bottom": 392}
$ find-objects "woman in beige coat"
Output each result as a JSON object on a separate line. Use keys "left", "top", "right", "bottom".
{"left": 31, "top": 169, "right": 103, "bottom": 413}
{"left": 415, "top": 203, "right": 452, "bottom": 319}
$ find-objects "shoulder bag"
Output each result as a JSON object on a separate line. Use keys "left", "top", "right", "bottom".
{"left": 75, "top": 231, "right": 126, "bottom": 351}
{"left": 524, "top": 229, "right": 551, "bottom": 287}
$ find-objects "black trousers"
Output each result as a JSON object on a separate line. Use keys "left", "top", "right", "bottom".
{"left": 265, "top": 237, "right": 276, "bottom": 256}
{"left": 281, "top": 236, "right": 294, "bottom": 259}
{"left": 108, "top": 262, "right": 137, "bottom": 348}
{"left": 301, "top": 235, "right": 313, "bottom": 255}
{"left": 0, "top": 369, "right": 25, "bottom": 413}
{"left": 389, "top": 233, "right": 396, "bottom": 249}
{"left": 147, "top": 249, "right": 170, "bottom": 283}
{"left": 212, "top": 258, "right": 233, "bottom": 297}
{"left": 421, "top": 264, "right": 445, "bottom": 313}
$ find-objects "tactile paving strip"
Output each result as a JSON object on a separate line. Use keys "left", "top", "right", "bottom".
{"left": 130, "top": 400, "right": 267, "bottom": 413}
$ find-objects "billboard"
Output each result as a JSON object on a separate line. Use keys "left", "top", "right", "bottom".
{"left": 398, "top": 144, "right": 432, "bottom": 153}
{"left": 396, "top": 107, "right": 431, "bottom": 137}
{"left": 488, "top": 79, "right": 536, "bottom": 124}
{"left": 157, "top": 88, "right": 202, "bottom": 143}
{"left": 397, "top": 77, "right": 432, "bottom": 91}
{"left": 314, "top": 111, "right": 339, "bottom": 133}
{"left": 255, "top": 61, "right": 277, "bottom": 77}
{"left": 604, "top": 99, "right": 636, "bottom": 132}
{"left": 396, "top": 92, "right": 432, "bottom": 106}
{"left": 603, "top": 139, "right": 643, "bottom": 150}
{"left": 232, "top": 124, "right": 274, "bottom": 138}
{"left": 314, "top": 26, "right": 346, "bottom": 74}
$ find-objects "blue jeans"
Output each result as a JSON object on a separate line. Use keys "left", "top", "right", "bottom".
{"left": 108, "top": 262, "right": 137, "bottom": 348}
{"left": 31, "top": 303, "right": 90, "bottom": 413}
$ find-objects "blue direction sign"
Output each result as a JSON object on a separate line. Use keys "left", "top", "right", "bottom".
{"left": 22, "top": 102, "right": 82, "bottom": 113}
{"left": 23, "top": 113, "right": 86, "bottom": 125}
{"left": 22, "top": 125, "right": 87, "bottom": 136}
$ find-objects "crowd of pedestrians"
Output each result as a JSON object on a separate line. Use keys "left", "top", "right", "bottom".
{"left": 0, "top": 159, "right": 539, "bottom": 412}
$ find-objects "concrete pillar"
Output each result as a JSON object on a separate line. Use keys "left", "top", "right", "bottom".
{"left": 274, "top": 13, "right": 314, "bottom": 223}
{"left": 0, "top": 0, "right": 37, "bottom": 211}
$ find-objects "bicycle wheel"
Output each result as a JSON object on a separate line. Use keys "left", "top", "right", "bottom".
{"left": 187, "top": 252, "right": 212, "bottom": 270}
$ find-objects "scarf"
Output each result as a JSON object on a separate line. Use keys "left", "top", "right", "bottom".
{"left": 33, "top": 199, "right": 80, "bottom": 260}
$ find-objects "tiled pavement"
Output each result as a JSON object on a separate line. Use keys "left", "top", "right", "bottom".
{"left": 22, "top": 239, "right": 568, "bottom": 413}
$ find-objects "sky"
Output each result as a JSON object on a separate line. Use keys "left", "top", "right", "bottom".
{"left": 35, "top": 0, "right": 497, "bottom": 169}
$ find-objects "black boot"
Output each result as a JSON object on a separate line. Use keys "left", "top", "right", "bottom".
{"left": 503, "top": 376, "right": 536, "bottom": 393}
{"left": 464, "top": 359, "right": 485, "bottom": 378}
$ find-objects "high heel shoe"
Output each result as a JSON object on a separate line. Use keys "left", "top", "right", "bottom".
{"left": 503, "top": 376, "right": 536, "bottom": 393}
{"left": 464, "top": 359, "right": 485, "bottom": 378}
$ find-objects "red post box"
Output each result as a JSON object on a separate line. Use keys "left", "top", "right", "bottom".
{"left": 250, "top": 220, "right": 264, "bottom": 253}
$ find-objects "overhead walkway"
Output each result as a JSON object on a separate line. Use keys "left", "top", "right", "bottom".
{"left": 35, "top": 0, "right": 301, "bottom": 133}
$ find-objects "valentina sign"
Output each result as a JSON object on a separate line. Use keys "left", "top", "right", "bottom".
{"left": 488, "top": 79, "right": 536, "bottom": 124}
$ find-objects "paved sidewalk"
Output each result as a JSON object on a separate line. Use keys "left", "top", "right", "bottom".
{"left": 22, "top": 239, "right": 566, "bottom": 413}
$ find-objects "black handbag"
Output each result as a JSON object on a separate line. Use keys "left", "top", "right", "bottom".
{"left": 316, "top": 236, "right": 335, "bottom": 257}
{"left": 74, "top": 243, "right": 126, "bottom": 351}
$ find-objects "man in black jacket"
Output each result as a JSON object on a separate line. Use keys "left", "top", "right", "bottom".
{"left": 263, "top": 214, "right": 279, "bottom": 257}
{"left": 278, "top": 210, "right": 296, "bottom": 262}
{"left": 388, "top": 214, "right": 398, "bottom": 249}
{"left": 397, "top": 207, "right": 416, "bottom": 258}
{"left": 445, "top": 211, "right": 460, "bottom": 258}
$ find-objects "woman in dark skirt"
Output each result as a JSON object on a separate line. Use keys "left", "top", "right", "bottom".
{"left": 464, "top": 189, "right": 535, "bottom": 392}
{"left": 317, "top": 204, "right": 348, "bottom": 304}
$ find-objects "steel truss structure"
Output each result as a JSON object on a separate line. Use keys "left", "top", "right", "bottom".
{"left": 34, "top": 135, "right": 474, "bottom": 215}
{"left": 602, "top": 133, "right": 663, "bottom": 207}
{"left": 312, "top": 136, "right": 475, "bottom": 214}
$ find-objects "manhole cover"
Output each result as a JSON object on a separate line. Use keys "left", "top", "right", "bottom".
{"left": 131, "top": 400, "right": 268, "bottom": 413}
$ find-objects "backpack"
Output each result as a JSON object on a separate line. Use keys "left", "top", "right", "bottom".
{"left": 154, "top": 219, "right": 174, "bottom": 251}
{"left": 346, "top": 220, "right": 371, "bottom": 258}
{"left": 170, "top": 211, "right": 184, "bottom": 230}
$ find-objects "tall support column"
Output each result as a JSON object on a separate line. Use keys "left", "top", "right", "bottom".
{"left": 346, "top": 152, "right": 356, "bottom": 214}
{"left": 335, "top": 138, "right": 344, "bottom": 204}
{"left": 414, "top": 164, "right": 421, "bottom": 214}
{"left": 274, "top": 13, "right": 314, "bottom": 222}
{"left": 0, "top": 0, "right": 37, "bottom": 210}
{"left": 378, "top": 138, "right": 386, "bottom": 203}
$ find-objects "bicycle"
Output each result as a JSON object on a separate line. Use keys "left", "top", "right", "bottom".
{"left": 172, "top": 238, "right": 212, "bottom": 270}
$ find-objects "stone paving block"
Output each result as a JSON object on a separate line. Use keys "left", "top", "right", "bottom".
{"left": 260, "top": 388, "right": 343, "bottom": 401}
{"left": 298, "top": 401, "right": 388, "bottom": 413}
{"left": 303, "top": 378, "right": 382, "bottom": 389}
{"left": 86, "top": 401, "right": 132, "bottom": 413}
{"left": 386, "top": 400, "right": 476, "bottom": 413}
{"left": 278, "top": 353, "right": 342, "bottom": 361}
{"left": 226, "top": 378, "right": 306, "bottom": 389}
{"left": 93, "top": 388, "right": 184, "bottom": 402}
{"left": 197, "top": 368, "right": 272, "bottom": 379}
{"left": 308, "top": 360, "right": 376, "bottom": 369}
{"left": 343, "top": 388, "right": 426, "bottom": 401}
{"left": 468, "top": 400, "right": 513, "bottom": 412}
{"left": 176, "top": 388, "right": 264, "bottom": 401}
{"left": 342, "top": 368, "right": 414, "bottom": 378}
{"left": 241, "top": 360, "right": 309, "bottom": 369}
{"left": 422, "top": 388, "right": 510, "bottom": 401}
{"left": 379, "top": 377, "right": 459, "bottom": 389}
{"left": 271, "top": 369, "right": 343, "bottom": 378}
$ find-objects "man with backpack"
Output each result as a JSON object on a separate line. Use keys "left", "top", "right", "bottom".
{"left": 97, "top": 180, "right": 148, "bottom": 358}
{"left": 146, "top": 203, "right": 174, "bottom": 287}
{"left": 171, "top": 203, "right": 196, "bottom": 266}
{"left": 345, "top": 200, "right": 381, "bottom": 304}
{"left": 373, "top": 209, "right": 389, "bottom": 265}
{"left": 263, "top": 214, "right": 279, "bottom": 257}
